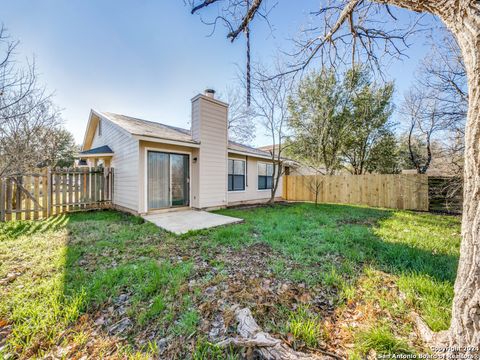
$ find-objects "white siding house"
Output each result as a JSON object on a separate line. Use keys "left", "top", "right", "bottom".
{"left": 79, "top": 89, "right": 284, "bottom": 215}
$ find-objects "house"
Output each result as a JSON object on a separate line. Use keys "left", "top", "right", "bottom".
{"left": 78, "top": 89, "right": 284, "bottom": 215}
{"left": 257, "top": 145, "right": 321, "bottom": 176}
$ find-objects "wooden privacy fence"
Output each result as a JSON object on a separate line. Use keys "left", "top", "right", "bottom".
{"left": 283, "top": 174, "right": 429, "bottom": 211}
{"left": 0, "top": 167, "right": 114, "bottom": 221}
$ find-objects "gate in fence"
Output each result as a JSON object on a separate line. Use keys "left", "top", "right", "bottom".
{"left": 0, "top": 167, "right": 114, "bottom": 221}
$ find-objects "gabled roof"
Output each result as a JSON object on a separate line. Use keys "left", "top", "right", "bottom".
{"left": 100, "top": 112, "right": 198, "bottom": 144}
{"left": 79, "top": 145, "right": 114, "bottom": 155}
{"left": 91, "top": 111, "right": 273, "bottom": 159}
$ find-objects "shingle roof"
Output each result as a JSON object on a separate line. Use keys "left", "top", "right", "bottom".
{"left": 101, "top": 112, "right": 197, "bottom": 144}
{"left": 99, "top": 112, "right": 272, "bottom": 158}
{"left": 228, "top": 140, "right": 272, "bottom": 158}
{"left": 79, "top": 145, "right": 114, "bottom": 155}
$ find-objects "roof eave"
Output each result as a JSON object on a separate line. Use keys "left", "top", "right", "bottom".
{"left": 76, "top": 153, "right": 114, "bottom": 158}
{"left": 228, "top": 148, "right": 274, "bottom": 160}
{"left": 133, "top": 135, "right": 201, "bottom": 148}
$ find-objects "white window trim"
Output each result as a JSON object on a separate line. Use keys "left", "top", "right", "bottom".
{"left": 228, "top": 158, "right": 246, "bottom": 192}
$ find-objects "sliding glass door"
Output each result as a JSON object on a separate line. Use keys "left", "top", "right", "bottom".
{"left": 170, "top": 154, "right": 189, "bottom": 206}
{"left": 147, "top": 151, "right": 189, "bottom": 210}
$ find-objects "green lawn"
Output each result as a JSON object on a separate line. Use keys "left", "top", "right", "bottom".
{"left": 0, "top": 204, "right": 460, "bottom": 359}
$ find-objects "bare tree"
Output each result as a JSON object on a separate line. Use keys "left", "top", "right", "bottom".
{"left": 422, "top": 29, "right": 468, "bottom": 128}
{"left": 307, "top": 175, "right": 324, "bottom": 206}
{"left": 220, "top": 86, "right": 256, "bottom": 144}
{"left": 0, "top": 96, "right": 63, "bottom": 176}
{"left": 420, "top": 29, "right": 467, "bottom": 205}
{"left": 0, "top": 26, "right": 72, "bottom": 176}
{"left": 250, "top": 63, "right": 294, "bottom": 204}
{"left": 0, "top": 26, "right": 40, "bottom": 129}
{"left": 418, "top": 29, "right": 467, "bottom": 172}
{"left": 188, "top": 0, "right": 480, "bottom": 351}
{"left": 400, "top": 33, "right": 467, "bottom": 177}
{"left": 400, "top": 88, "right": 444, "bottom": 174}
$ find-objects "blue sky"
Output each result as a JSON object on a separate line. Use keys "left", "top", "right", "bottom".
{"left": 1, "top": 1, "right": 441, "bottom": 146}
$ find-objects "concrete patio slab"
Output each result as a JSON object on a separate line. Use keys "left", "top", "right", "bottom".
{"left": 142, "top": 209, "right": 243, "bottom": 235}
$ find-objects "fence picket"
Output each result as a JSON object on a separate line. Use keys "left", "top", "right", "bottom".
{"left": 55, "top": 173, "right": 60, "bottom": 215}
{"left": 0, "top": 179, "right": 5, "bottom": 222}
{"left": 0, "top": 167, "right": 109, "bottom": 221}
{"left": 62, "top": 172, "right": 67, "bottom": 213}
{"left": 25, "top": 176, "right": 31, "bottom": 220}
{"left": 15, "top": 177, "right": 22, "bottom": 220}
{"left": 86, "top": 170, "right": 91, "bottom": 208}
{"left": 34, "top": 176, "right": 40, "bottom": 220}
{"left": 80, "top": 170, "right": 85, "bottom": 210}
{"left": 73, "top": 172, "right": 78, "bottom": 211}
{"left": 46, "top": 168, "right": 51, "bottom": 218}
{"left": 68, "top": 172, "right": 73, "bottom": 211}
{"left": 283, "top": 174, "right": 429, "bottom": 211}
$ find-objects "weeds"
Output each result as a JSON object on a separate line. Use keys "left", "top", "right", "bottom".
{"left": 286, "top": 306, "right": 324, "bottom": 348}
{"left": 354, "top": 324, "right": 413, "bottom": 356}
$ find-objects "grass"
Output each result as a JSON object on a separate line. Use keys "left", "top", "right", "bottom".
{"left": 192, "top": 339, "right": 238, "bottom": 360}
{"left": 286, "top": 306, "right": 324, "bottom": 348}
{"left": 354, "top": 324, "right": 414, "bottom": 356}
{"left": 0, "top": 203, "right": 461, "bottom": 358}
{"left": 216, "top": 204, "right": 459, "bottom": 331}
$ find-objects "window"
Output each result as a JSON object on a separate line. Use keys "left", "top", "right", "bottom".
{"left": 258, "top": 163, "right": 274, "bottom": 190}
{"left": 228, "top": 159, "right": 245, "bottom": 191}
{"left": 98, "top": 119, "right": 102, "bottom": 136}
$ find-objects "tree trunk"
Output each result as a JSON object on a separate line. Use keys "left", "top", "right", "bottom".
{"left": 446, "top": 4, "right": 480, "bottom": 350}
{"left": 270, "top": 162, "right": 282, "bottom": 204}
{"left": 379, "top": 1, "right": 480, "bottom": 350}
{"left": 376, "top": 0, "right": 480, "bottom": 351}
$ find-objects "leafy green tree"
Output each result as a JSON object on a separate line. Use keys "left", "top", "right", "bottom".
{"left": 288, "top": 68, "right": 396, "bottom": 175}
{"left": 367, "top": 131, "right": 401, "bottom": 174}
{"left": 288, "top": 69, "right": 349, "bottom": 175}
{"left": 342, "top": 68, "right": 395, "bottom": 174}
{"left": 44, "top": 128, "right": 78, "bottom": 168}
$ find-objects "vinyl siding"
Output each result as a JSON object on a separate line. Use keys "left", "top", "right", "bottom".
{"left": 90, "top": 117, "right": 139, "bottom": 212}
{"left": 192, "top": 96, "right": 228, "bottom": 208}
{"left": 191, "top": 100, "right": 201, "bottom": 142}
{"left": 227, "top": 154, "right": 283, "bottom": 204}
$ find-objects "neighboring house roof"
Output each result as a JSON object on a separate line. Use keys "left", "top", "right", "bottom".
{"left": 79, "top": 145, "right": 114, "bottom": 155}
{"left": 257, "top": 144, "right": 276, "bottom": 151}
{"left": 257, "top": 144, "right": 301, "bottom": 167}
{"left": 96, "top": 111, "right": 273, "bottom": 159}
{"left": 228, "top": 140, "right": 272, "bottom": 158}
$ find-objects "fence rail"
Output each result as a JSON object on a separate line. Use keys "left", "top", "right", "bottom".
{"left": 0, "top": 167, "right": 114, "bottom": 221}
{"left": 283, "top": 174, "right": 429, "bottom": 211}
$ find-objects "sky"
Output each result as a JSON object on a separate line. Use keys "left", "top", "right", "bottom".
{"left": 1, "top": 1, "right": 442, "bottom": 147}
